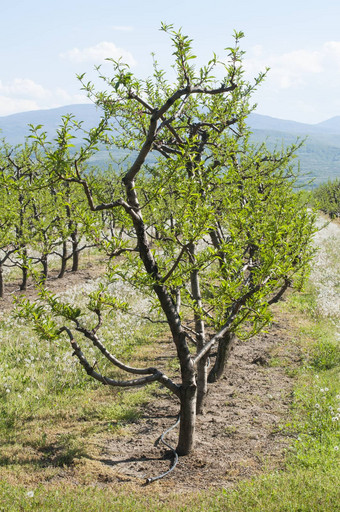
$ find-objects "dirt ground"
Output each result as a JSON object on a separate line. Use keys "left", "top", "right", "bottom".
{"left": 96, "top": 318, "right": 298, "bottom": 493}
{"left": 0, "top": 263, "right": 300, "bottom": 494}
{"left": 0, "top": 262, "right": 106, "bottom": 316}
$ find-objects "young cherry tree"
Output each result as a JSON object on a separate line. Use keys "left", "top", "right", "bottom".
{"left": 0, "top": 183, "right": 17, "bottom": 297}
{"left": 20, "top": 26, "right": 316, "bottom": 456}
{"left": 0, "top": 140, "right": 42, "bottom": 292}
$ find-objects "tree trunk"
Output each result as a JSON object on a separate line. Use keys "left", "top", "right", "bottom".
{"left": 20, "top": 267, "right": 28, "bottom": 291}
{"left": 71, "top": 231, "right": 79, "bottom": 272}
{"left": 58, "top": 241, "right": 68, "bottom": 278}
{"left": 122, "top": 178, "right": 198, "bottom": 454}
{"left": 19, "top": 248, "right": 28, "bottom": 291}
{"left": 196, "top": 354, "right": 209, "bottom": 414}
{"left": 0, "top": 264, "right": 4, "bottom": 298}
{"left": 176, "top": 383, "right": 197, "bottom": 455}
{"left": 208, "top": 331, "right": 236, "bottom": 383}
{"left": 188, "top": 242, "right": 207, "bottom": 414}
{"left": 40, "top": 253, "right": 48, "bottom": 283}
{"left": 72, "top": 247, "right": 79, "bottom": 272}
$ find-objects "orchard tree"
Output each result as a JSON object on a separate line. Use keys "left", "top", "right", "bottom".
{"left": 0, "top": 176, "right": 17, "bottom": 297}
{"left": 312, "top": 178, "right": 340, "bottom": 218}
{"left": 19, "top": 26, "right": 316, "bottom": 456}
{"left": 0, "top": 141, "right": 40, "bottom": 292}
{"left": 45, "top": 179, "right": 95, "bottom": 279}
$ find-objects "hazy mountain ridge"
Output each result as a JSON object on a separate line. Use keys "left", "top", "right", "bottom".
{"left": 0, "top": 104, "right": 103, "bottom": 145}
{"left": 1, "top": 105, "right": 340, "bottom": 186}
{"left": 248, "top": 114, "right": 340, "bottom": 185}
{"left": 249, "top": 112, "right": 340, "bottom": 135}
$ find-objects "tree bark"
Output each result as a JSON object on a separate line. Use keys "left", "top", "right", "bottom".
{"left": 58, "top": 241, "right": 68, "bottom": 278}
{"left": 71, "top": 230, "right": 79, "bottom": 272}
{"left": 196, "top": 354, "right": 209, "bottom": 413}
{"left": 19, "top": 248, "right": 28, "bottom": 291}
{"left": 40, "top": 253, "right": 48, "bottom": 282}
{"left": 0, "top": 264, "right": 4, "bottom": 298}
{"left": 208, "top": 331, "right": 236, "bottom": 383}
{"left": 188, "top": 242, "right": 207, "bottom": 414}
{"left": 176, "top": 382, "right": 197, "bottom": 455}
{"left": 122, "top": 177, "right": 198, "bottom": 454}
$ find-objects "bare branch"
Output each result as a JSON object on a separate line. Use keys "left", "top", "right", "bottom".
{"left": 59, "top": 326, "right": 181, "bottom": 396}
{"left": 268, "top": 279, "right": 291, "bottom": 305}
{"left": 59, "top": 326, "right": 161, "bottom": 387}
{"left": 193, "top": 277, "right": 271, "bottom": 366}
{"left": 123, "top": 115, "right": 158, "bottom": 184}
{"left": 161, "top": 245, "right": 188, "bottom": 283}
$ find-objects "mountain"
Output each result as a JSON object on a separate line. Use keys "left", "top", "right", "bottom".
{"left": 1, "top": 105, "right": 340, "bottom": 187}
{"left": 247, "top": 114, "right": 340, "bottom": 186}
{"left": 248, "top": 113, "right": 340, "bottom": 136}
{"left": 315, "top": 116, "right": 340, "bottom": 133}
{"left": 0, "top": 104, "right": 102, "bottom": 145}
{"left": 248, "top": 113, "right": 321, "bottom": 135}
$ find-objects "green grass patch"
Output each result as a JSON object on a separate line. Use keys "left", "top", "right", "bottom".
{"left": 0, "top": 465, "right": 339, "bottom": 511}
{"left": 310, "top": 340, "right": 340, "bottom": 370}
{"left": 0, "top": 243, "right": 339, "bottom": 510}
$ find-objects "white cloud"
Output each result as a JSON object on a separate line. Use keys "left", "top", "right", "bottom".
{"left": 245, "top": 46, "right": 324, "bottom": 89}
{"left": 242, "top": 41, "right": 340, "bottom": 122}
{"left": 0, "top": 96, "right": 39, "bottom": 116}
{"left": 245, "top": 40, "right": 340, "bottom": 92}
{"left": 280, "top": 49, "right": 323, "bottom": 74}
{"left": 323, "top": 41, "right": 340, "bottom": 67}
{"left": 60, "top": 41, "right": 136, "bottom": 66}
{"left": 0, "top": 78, "right": 48, "bottom": 99}
{"left": 0, "top": 79, "right": 88, "bottom": 116}
{"left": 251, "top": 45, "right": 264, "bottom": 58}
{"left": 324, "top": 41, "right": 340, "bottom": 54}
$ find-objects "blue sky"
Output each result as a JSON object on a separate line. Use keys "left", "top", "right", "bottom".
{"left": 1, "top": 0, "right": 340, "bottom": 123}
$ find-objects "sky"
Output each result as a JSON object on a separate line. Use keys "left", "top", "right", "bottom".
{"left": 1, "top": 0, "right": 340, "bottom": 124}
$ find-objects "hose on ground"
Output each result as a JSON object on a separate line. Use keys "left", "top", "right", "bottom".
{"left": 145, "top": 415, "right": 180, "bottom": 484}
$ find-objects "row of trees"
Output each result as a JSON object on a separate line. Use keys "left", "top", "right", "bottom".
{"left": 312, "top": 178, "right": 340, "bottom": 218}
{"left": 14, "top": 26, "right": 316, "bottom": 456}
{"left": 0, "top": 135, "right": 123, "bottom": 297}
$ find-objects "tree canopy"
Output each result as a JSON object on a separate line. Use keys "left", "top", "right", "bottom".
{"left": 16, "top": 25, "right": 316, "bottom": 459}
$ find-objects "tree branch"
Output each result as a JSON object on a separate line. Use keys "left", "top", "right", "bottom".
{"left": 161, "top": 245, "right": 188, "bottom": 283}
{"left": 59, "top": 326, "right": 181, "bottom": 397}
{"left": 193, "top": 277, "right": 270, "bottom": 366}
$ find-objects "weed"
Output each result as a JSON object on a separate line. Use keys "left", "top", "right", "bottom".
{"left": 53, "top": 433, "right": 88, "bottom": 466}
{"left": 288, "top": 285, "right": 319, "bottom": 318}
{"left": 310, "top": 339, "right": 340, "bottom": 370}
{"left": 224, "top": 425, "right": 237, "bottom": 436}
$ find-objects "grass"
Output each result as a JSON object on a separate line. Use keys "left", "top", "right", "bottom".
{"left": 0, "top": 235, "right": 339, "bottom": 510}
{"left": 0, "top": 271, "right": 167, "bottom": 492}
{"left": 0, "top": 466, "right": 339, "bottom": 512}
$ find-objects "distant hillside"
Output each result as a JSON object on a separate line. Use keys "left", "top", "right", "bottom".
{"left": 0, "top": 104, "right": 102, "bottom": 145}
{"left": 1, "top": 105, "right": 340, "bottom": 187}
{"left": 249, "top": 132, "right": 340, "bottom": 187}
{"left": 248, "top": 112, "right": 340, "bottom": 135}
